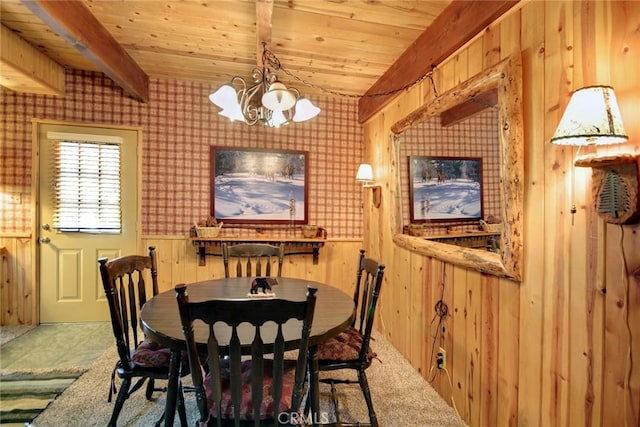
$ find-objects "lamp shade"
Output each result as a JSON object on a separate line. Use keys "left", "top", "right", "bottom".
{"left": 293, "top": 98, "right": 321, "bottom": 122}
{"left": 356, "top": 163, "right": 374, "bottom": 182}
{"left": 551, "top": 85, "right": 628, "bottom": 146}
{"left": 218, "top": 105, "right": 245, "bottom": 122}
{"left": 261, "top": 82, "right": 296, "bottom": 112}
{"left": 209, "top": 84, "right": 238, "bottom": 109}
{"left": 266, "top": 109, "right": 288, "bottom": 128}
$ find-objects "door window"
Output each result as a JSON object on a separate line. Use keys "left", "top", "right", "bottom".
{"left": 50, "top": 134, "right": 122, "bottom": 233}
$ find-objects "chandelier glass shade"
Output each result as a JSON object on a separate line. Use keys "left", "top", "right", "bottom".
{"left": 209, "top": 47, "right": 320, "bottom": 128}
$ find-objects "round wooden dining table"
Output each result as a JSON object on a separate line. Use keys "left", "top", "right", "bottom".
{"left": 140, "top": 277, "right": 355, "bottom": 427}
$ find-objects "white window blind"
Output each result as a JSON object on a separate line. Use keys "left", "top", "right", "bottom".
{"left": 51, "top": 136, "right": 122, "bottom": 233}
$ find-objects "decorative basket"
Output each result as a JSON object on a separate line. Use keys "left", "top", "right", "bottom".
{"left": 302, "top": 225, "right": 319, "bottom": 238}
{"left": 480, "top": 220, "right": 502, "bottom": 233}
{"left": 408, "top": 224, "right": 429, "bottom": 237}
{"left": 195, "top": 226, "right": 221, "bottom": 238}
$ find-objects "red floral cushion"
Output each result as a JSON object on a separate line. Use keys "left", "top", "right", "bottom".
{"left": 203, "top": 359, "right": 297, "bottom": 422}
{"left": 131, "top": 337, "right": 189, "bottom": 371}
{"left": 316, "top": 327, "right": 376, "bottom": 363}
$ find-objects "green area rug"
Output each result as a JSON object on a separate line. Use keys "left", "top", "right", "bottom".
{"left": 0, "top": 371, "right": 82, "bottom": 425}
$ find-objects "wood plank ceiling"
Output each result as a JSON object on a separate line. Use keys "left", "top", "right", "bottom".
{"left": 0, "top": 0, "right": 518, "bottom": 122}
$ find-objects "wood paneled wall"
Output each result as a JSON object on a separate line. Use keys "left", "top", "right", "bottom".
{"left": 0, "top": 235, "right": 34, "bottom": 325}
{"left": 363, "top": 1, "right": 640, "bottom": 426}
{"left": 0, "top": 236, "right": 362, "bottom": 326}
{"left": 140, "top": 238, "right": 363, "bottom": 297}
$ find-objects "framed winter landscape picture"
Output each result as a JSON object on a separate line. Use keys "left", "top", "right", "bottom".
{"left": 210, "top": 147, "right": 308, "bottom": 224}
{"left": 409, "top": 156, "right": 483, "bottom": 223}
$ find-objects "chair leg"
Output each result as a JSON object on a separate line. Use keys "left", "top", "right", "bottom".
{"left": 176, "top": 381, "right": 188, "bottom": 427}
{"left": 154, "top": 411, "right": 165, "bottom": 427}
{"left": 108, "top": 377, "right": 131, "bottom": 427}
{"left": 330, "top": 380, "right": 341, "bottom": 424}
{"left": 154, "top": 380, "right": 186, "bottom": 427}
{"left": 146, "top": 378, "right": 155, "bottom": 400}
{"left": 358, "top": 370, "right": 378, "bottom": 427}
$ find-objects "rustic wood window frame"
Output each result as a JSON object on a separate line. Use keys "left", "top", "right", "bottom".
{"left": 391, "top": 54, "right": 524, "bottom": 281}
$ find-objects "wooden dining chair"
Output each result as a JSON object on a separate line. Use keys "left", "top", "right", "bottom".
{"left": 98, "top": 246, "right": 189, "bottom": 427}
{"left": 175, "top": 283, "right": 317, "bottom": 427}
{"left": 222, "top": 242, "right": 285, "bottom": 277}
{"left": 315, "top": 249, "right": 385, "bottom": 427}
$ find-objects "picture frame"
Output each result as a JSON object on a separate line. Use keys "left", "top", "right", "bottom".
{"left": 409, "top": 156, "right": 483, "bottom": 223}
{"left": 210, "top": 147, "right": 309, "bottom": 224}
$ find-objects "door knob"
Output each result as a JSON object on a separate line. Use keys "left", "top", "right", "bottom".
{"left": 39, "top": 237, "right": 51, "bottom": 244}
{"left": 42, "top": 224, "right": 51, "bottom": 231}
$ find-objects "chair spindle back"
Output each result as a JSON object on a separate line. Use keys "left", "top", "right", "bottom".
{"left": 176, "top": 284, "right": 317, "bottom": 426}
{"left": 98, "top": 246, "right": 159, "bottom": 366}
{"left": 222, "top": 243, "right": 285, "bottom": 278}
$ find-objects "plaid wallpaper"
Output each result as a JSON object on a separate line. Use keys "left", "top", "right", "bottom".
{"left": 1, "top": 71, "right": 364, "bottom": 238}
{"left": 400, "top": 108, "right": 500, "bottom": 233}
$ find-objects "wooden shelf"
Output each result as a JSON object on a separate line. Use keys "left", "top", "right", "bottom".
{"left": 574, "top": 153, "right": 639, "bottom": 167}
{"left": 191, "top": 237, "right": 326, "bottom": 266}
{"left": 424, "top": 232, "right": 501, "bottom": 250}
{"left": 574, "top": 153, "right": 640, "bottom": 224}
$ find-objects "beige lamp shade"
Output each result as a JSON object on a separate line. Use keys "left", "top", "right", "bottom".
{"left": 356, "top": 163, "right": 374, "bottom": 182}
{"left": 355, "top": 163, "right": 381, "bottom": 208}
{"left": 551, "top": 85, "right": 628, "bottom": 146}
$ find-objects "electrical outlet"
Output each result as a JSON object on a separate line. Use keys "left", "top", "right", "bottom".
{"left": 437, "top": 347, "right": 446, "bottom": 369}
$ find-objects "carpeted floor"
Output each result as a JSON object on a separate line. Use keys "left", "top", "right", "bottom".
{"left": 28, "top": 329, "right": 467, "bottom": 426}
{"left": 0, "top": 323, "right": 113, "bottom": 426}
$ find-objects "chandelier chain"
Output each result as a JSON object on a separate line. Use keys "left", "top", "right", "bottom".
{"left": 262, "top": 45, "right": 437, "bottom": 99}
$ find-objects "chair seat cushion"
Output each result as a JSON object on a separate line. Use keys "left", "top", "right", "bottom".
{"left": 131, "top": 337, "right": 189, "bottom": 371}
{"left": 316, "top": 326, "right": 376, "bottom": 363}
{"left": 203, "top": 359, "right": 296, "bottom": 421}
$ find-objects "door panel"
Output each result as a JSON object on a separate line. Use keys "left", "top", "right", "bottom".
{"left": 58, "top": 249, "right": 81, "bottom": 299}
{"left": 38, "top": 122, "right": 139, "bottom": 323}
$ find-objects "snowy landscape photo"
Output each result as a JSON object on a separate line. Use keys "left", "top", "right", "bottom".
{"left": 211, "top": 148, "right": 308, "bottom": 223}
{"left": 409, "top": 156, "right": 483, "bottom": 222}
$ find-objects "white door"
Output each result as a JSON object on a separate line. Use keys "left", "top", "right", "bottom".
{"left": 37, "top": 122, "right": 140, "bottom": 323}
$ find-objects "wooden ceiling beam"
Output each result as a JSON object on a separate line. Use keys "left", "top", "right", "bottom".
{"left": 22, "top": 0, "right": 149, "bottom": 103}
{"left": 255, "top": 0, "right": 273, "bottom": 69}
{"left": 357, "top": 0, "right": 519, "bottom": 124}
{"left": 1, "top": 24, "right": 65, "bottom": 96}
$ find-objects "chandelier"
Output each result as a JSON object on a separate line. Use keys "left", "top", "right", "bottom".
{"left": 209, "top": 43, "right": 321, "bottom": 128}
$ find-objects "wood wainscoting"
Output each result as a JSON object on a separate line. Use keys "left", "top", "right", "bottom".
{"left": 0, "top": 235, "right": 35, "bottom": 325}
{"left": 0, "top": 236, "right": 362, "bottom": 325}
{"left": 141, "top": 237, "right": 363, "bottom": 297}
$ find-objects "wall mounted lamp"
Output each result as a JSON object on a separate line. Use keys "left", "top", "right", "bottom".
{"left": 551, "top": 85, "right": 639, "bottom": 224}
{"left": 356, "top": 163, "right": 381, "bottom": 208}
{"left": 550, "top": 85, "right": 628, "bottom": 148}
